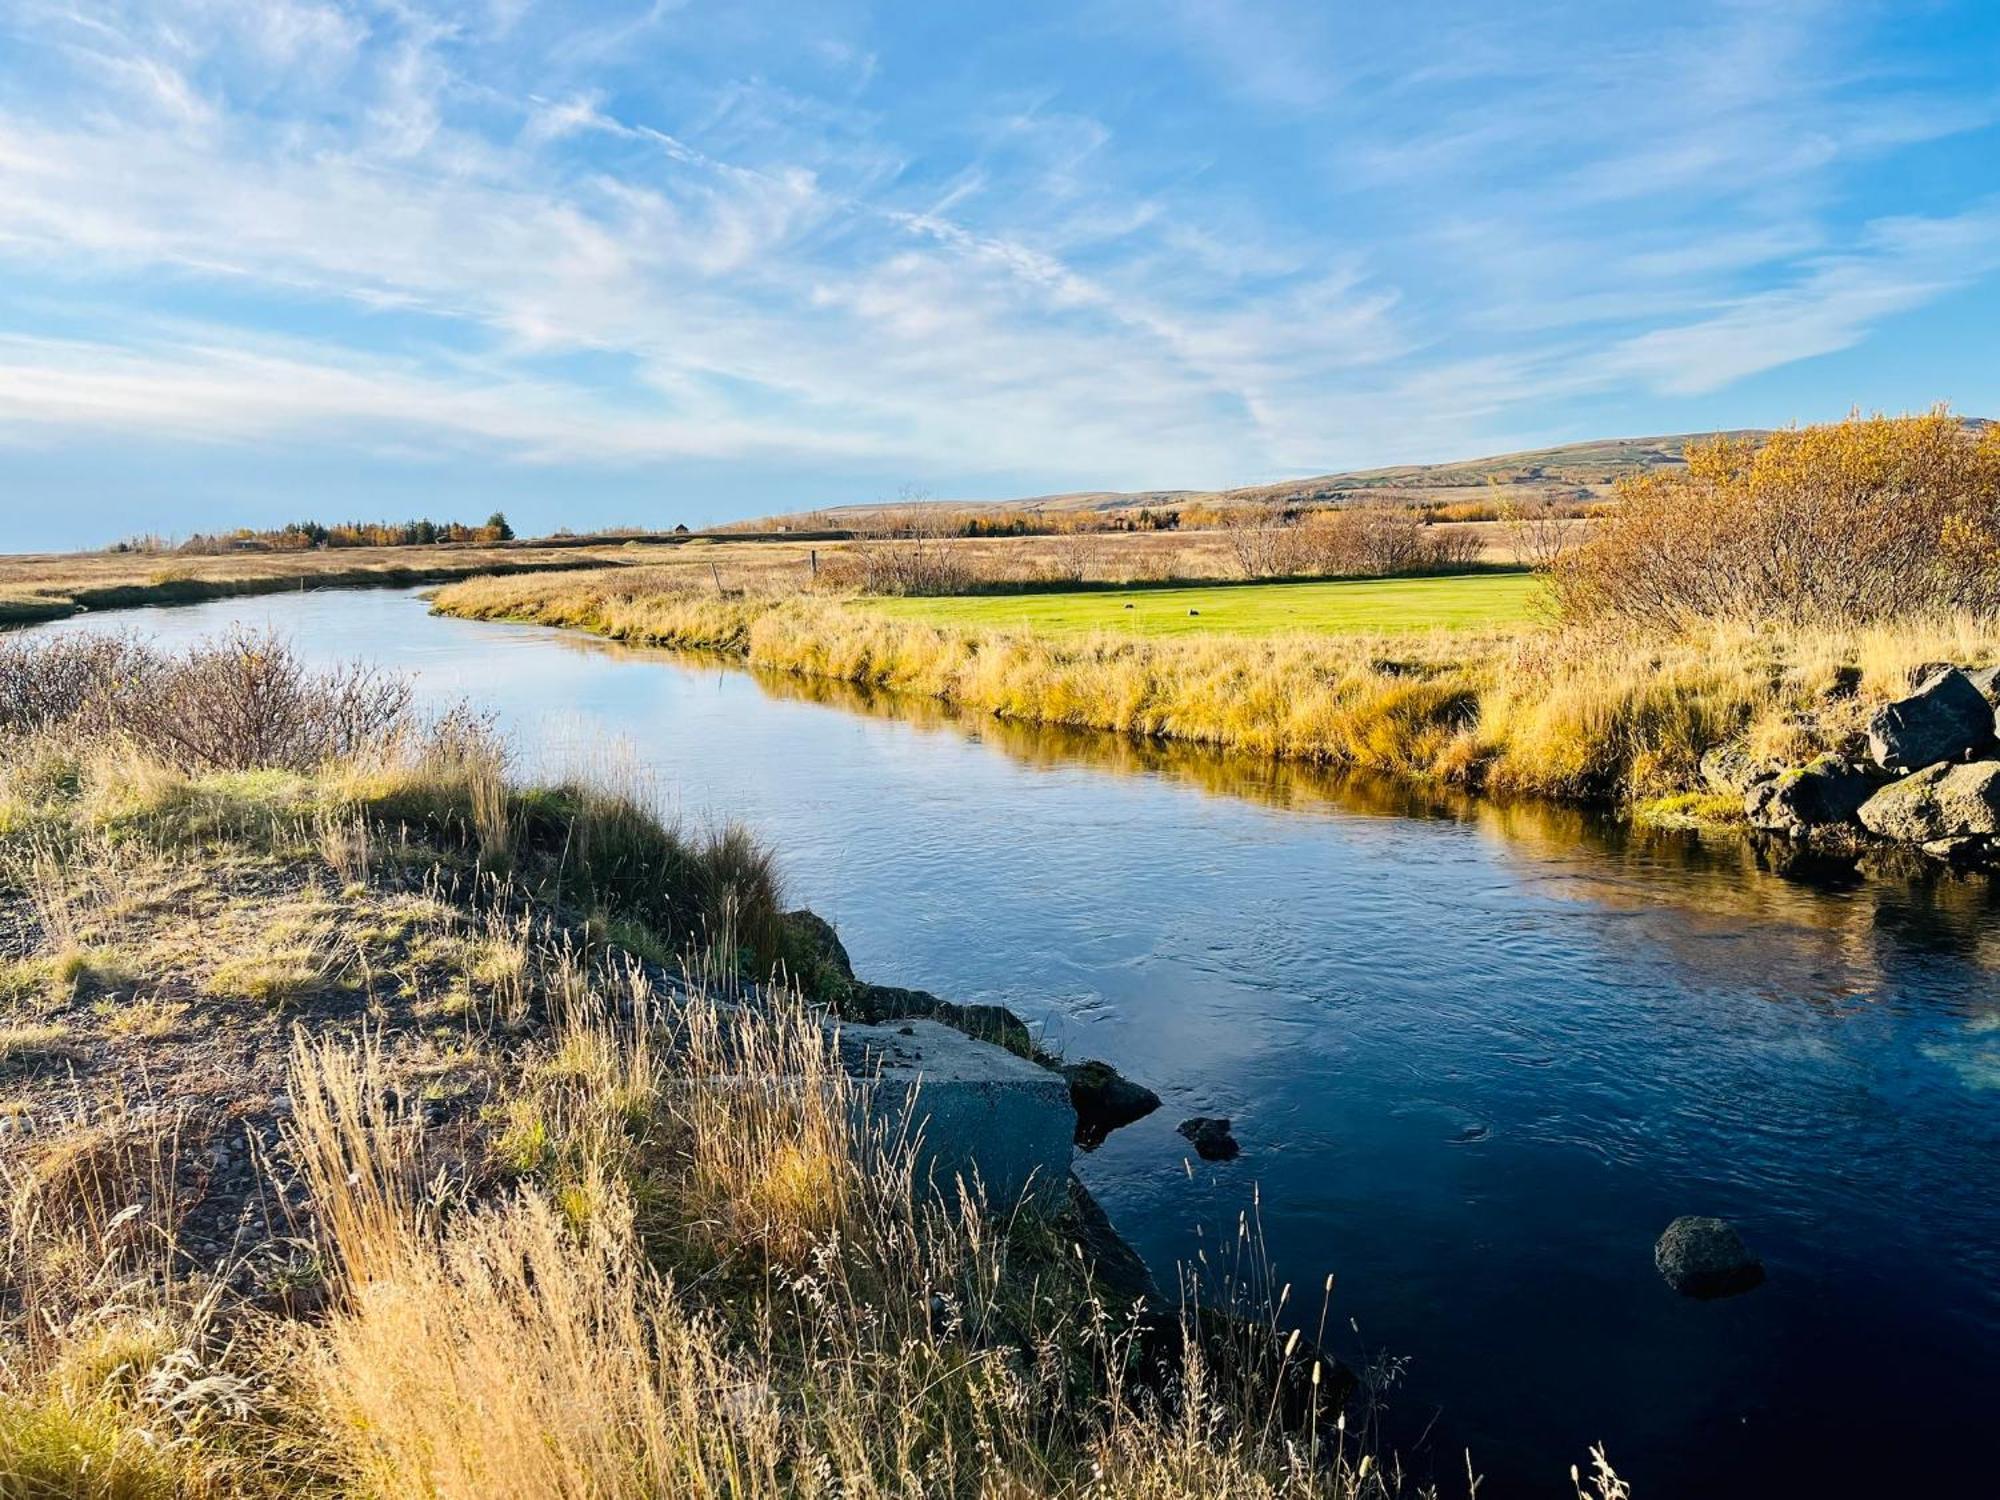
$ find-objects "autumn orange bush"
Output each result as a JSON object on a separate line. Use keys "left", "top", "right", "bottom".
{"left": 1551, "top": 410, "right": 2000, "bottom": 629}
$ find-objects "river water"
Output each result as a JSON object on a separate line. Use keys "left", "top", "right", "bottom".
{"left": 25, "top": 588, "right": 2000, "bottom": 1497}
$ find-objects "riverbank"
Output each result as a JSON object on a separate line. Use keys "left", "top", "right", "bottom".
{"left": 431, "top": 567, "right": 2000, "bottom": 811}
{"left": 0, "top": 632, "right": 1409, "bottom": 1498}
{"left": 0, "top": 540, "right": 667, "bottom": 625}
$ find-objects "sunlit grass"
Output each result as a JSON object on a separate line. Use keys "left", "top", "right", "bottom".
{"left": 863, "top": 569, "right": 1544, "bottom": 636}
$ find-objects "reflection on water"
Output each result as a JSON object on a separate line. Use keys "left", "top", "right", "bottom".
{"left": 756, "top": 658, "right": 2000, "bottom": 986}
{"left": 25, "top": 590, "right": 2000, "bottom": 1499}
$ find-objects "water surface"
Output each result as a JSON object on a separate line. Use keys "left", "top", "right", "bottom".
{"left": 28, "top": 590, "right": 2000, "bottom": 1497}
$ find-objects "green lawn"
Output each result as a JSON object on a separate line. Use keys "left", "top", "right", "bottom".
{"left": 862, "top": 570, "right": 1545, "bottom": 637}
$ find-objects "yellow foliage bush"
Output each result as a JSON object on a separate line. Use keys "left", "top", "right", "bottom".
{"left": 1552, "top": 409, "right": 2000, "bottom": 629}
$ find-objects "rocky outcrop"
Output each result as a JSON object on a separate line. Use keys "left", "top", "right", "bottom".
{"left": 1654, "top": 1215, "right": 1764, "bottom": 1299}
{"left": 1700, "top": 743, "right": 1779, "bottom": 798}
{"left": 781, "top": 908, "right": 855, "bottom": 995}
{"left": 1063, "top": 1059, "right": 1162, "bottom": 1149}
{"left": 1742, "top": 757, "right": 1883, "bottom": 836}
{"left": 1967, "top": 665, "right": 2000, "bottom": 710}
{"left": 842, "top": 982, "right": 1037, "bottom": 1058}
{"left": 1177, "top": 1116, "right": 1240, "bottom": 1161}
{"left": 1715, "top": 661, "right": 2000, "bottom": 869}
{"left": 786, "top": 910, "right": 1168, "bottom": 1158}
{"left": 782, "top": 912, "right": 1040, "bottom": 1057}
{"left": 1865, "top": 669, "right": 1995, "bottom": 773}
{"left": 1857, "top": 761, "right": 2000, "bottom": 847}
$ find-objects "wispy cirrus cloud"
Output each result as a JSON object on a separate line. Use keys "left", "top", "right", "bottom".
{"left": 0, "top": 0, "right": 1994, "bottom": 544}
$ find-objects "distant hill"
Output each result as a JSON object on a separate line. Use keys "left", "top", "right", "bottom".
{"left": 799, "top": 430, "right": 1770, "bottom": 524}
{"left": 766, "top": 419, "right": 1992, "bottom": 527}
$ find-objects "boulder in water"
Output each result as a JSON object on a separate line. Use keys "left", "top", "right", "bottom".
{"left": 1858, "top": 761, "right": 2000, "bottom": 845}
{"left": 1177, "top": 1116, "right": 1241, "bottom": 1162}
{"left": 1743, "top": 757, "right": 1883, "bottom": 835}
{"left": 1063, "top": 1059, "right": 1161, "bottom": 1149}
{"left": 1655, "top": 1215, "right": 1764, "bottom": 1299}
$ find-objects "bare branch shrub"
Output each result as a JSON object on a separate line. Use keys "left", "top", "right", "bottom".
{"left": 1501, "top": 499, "right": 1582, "bottom": 570}
{"left": 1223, "top": 511, "right": 1305, "bottom": 578}
{"left": 1037, "top": 529, "right": 1109, "bottom": 584}
{"left": 1552, "top": 409, "right": 2000, "bottom": 629}
{"left": 1292, "top": 508, "right": 1484, "bottom": 576}
{"left": 821, "top": 507, "right": 980, "bottom": 596}
{"left": 0, "top": 629, "right": 415, "bottom": 772}
{"left": 114, "top": 630, "right": 415, "bottom": 772}
{"left": 0, "top": 635, "right": 149, "bottom": 736}
{"left": 1425, "top": 525, "right": 1487, "bottom": 570}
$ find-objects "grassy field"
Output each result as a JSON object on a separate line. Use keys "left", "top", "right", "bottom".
{"left": 863, "top": 570, "right": 1543, "bottom": 636}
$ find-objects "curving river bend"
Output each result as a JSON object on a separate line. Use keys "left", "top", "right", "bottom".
{"left": 27, "top": 588, "right": 2000, "bottom": 1497}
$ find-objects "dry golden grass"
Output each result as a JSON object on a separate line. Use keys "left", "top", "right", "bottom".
{"left": 435, "top": 569, "right": 2000, "bottom": 806}
{"left": 294, "top": 981, "right": 1417, "bottom": 1500}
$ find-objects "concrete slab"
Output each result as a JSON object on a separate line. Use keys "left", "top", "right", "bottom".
{"left": 839, "top": 1018, "right": 1075, "bottom": 1213}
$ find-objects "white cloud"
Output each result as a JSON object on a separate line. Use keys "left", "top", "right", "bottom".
{"left": 1599, "top": 206, "right": 2000, "bottom": 396}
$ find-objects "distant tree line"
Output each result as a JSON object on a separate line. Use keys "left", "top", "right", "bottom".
{"left": 111, "top": 513, "right": 517, "bottom": 555}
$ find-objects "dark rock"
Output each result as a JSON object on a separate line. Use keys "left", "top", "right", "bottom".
{"left": 1743, "top": 756, "right": 1884, "bottom": 835}
{"left": 1857, "top": 760, "right": 2000, "bottom": 845}
{"left": 1865, "top": 669, "right": 1995, "bottom": 773}
{"left": 938, "top": 1002, "right": 1036, "bottom": 1058}
{"left": 1063, "top": 1060, "right": 1162, "bottom": 1149}
{"left": 1177, "top": 1116, "right": 1240, "bottom": 1162}
{"left": 842, "top": 983, "right": 1036, "bottom": 1059}
{"left": 781, "top": 909, "right": 854, "bottom": 996}
{"left": 1699, "top": 743, "right": 1779, "bottom": 797}
{"left": 1655, "top": 1215, "right": 1764, "bottom": 1299}
{"left": 1920, "top": 836, "right": 1993, "bottom": 869}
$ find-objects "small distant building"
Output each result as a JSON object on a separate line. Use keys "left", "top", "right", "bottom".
{"left": 673, "top": 523, "right": 690, "bottom": 534}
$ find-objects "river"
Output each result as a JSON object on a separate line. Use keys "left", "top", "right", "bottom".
{"left": 24, "top": 587, "right": 2000, "bottom": 1497}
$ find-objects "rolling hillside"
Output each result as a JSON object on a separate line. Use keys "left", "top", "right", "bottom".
{"left": 797, "top": 430, "right": 1765, "bottom": 523}
{"left": 755, "top": 418, "right": 1992, "bottom": 528}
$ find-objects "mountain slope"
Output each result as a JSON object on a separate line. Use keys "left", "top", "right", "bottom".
{"left": 784, "top": 418, "right": 1992, "bottom": 523}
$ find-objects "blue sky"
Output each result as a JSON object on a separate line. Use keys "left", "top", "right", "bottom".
{"left": 1, "top": 0, "right": 1997, "bottom": 549}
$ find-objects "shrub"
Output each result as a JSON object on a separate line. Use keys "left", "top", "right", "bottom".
{"left": 0, "top": 629, "right": 414, "bottom": 772}
{"left": 0, "top": 635, "right": 146, "bottom": 736}
{"left": 1225, "top": 508, "right": 1486, "bottom": 579}
{"left": 1551, "top": 410, "right": 2000, "bottom": 629}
